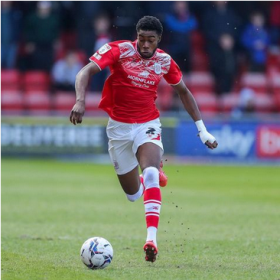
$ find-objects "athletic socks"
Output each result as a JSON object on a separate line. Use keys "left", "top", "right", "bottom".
{"left": 126, "top": 181, "right": 144, "bottom": 202}
{"left": 125, "top": 166, "right": 162, "bottom": 246}
{"left": 143, "top": 167, "right": 161, "bottom": 247}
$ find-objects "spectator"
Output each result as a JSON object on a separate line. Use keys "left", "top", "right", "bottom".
{"left": 93, "top": 14, "right": 112, "bottom": 51}
{"left": 52, "top": 51, "right": 82, "bottom": 92}
{"left": 74, "top": 1, "right": 102, "bottom": 56}
{"left": 23, "top": 1, "right": 60, "bottom": 71}
{"left": 202, "top": 1, "right": 240, "bottom": 48}
{"left": 165, "top": 1, "right": 197, "bottom": 72}
{"left": 232, "top": 88, "right": 256, "bottom": 118}
{"left": 241, "top": 11, "right": 270, "bottom": 72}
{"left": 1, "top": 1, "right": 22, "bottom": 69}
{"left": 211, "top": 33, "right": 237, "bottom": 95}
{"left": 112, "top": 2, "right": 147, "bottom": 41}
{"left": 202, "top": 1, "right": 241, "bottom": 77}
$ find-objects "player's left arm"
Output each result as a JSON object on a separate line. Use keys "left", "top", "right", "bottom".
{"left": 172, "top": 80, "right": 218, "bottom": 149}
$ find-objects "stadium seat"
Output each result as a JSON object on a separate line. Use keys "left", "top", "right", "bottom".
{"left": 274, "top": 91, "right": 280, "bottom": 112}
{"left": 270, "top": 73, "right": 280, "bottom": 90}
{"left": 185, "top": 71, "right": 215, "bottom": 93}
{"left": 1, "top": 70, "right": 21, "bottom": 90}
{"left": 191, "top": 51, "right": 209, "bottom": 71}
{"left": 190, "top": 31, "right": 209, "bottom": 71}
{"left": 219, "top": 92, "right": 240, "bottom": 112}
{"left": 23, "top": 71, "right": 50, "bottom": 91}
{"left": 254, "top": 93, "right": 275, "bottom": 113}
{"left": 24, "top": 90, "right": 52, "bottom": 113}
{"left": 1, "top": 90, "right": 24, "bottom": 111}
{"left": 53, "top": 91, "right": 76, "bottom": 113}
{"left": 240, "top": 73, "right": 268, "bottom": 93}
{"left": 190, "top": 30, "right": 205, "bottom": 50}
{"left": 85, "top": 92, "right": 102, "bottom": 111}
{"left": 192, "top": 92, "right": 219, "bottom": 115}
{"left": 267, "top": 51, "right": 280, "bottom": 70}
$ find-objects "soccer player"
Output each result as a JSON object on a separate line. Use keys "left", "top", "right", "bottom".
{"left": 70, "top": 16, "right": 218, "bottom": 262}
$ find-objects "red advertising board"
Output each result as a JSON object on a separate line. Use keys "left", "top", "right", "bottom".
{"left": 257, "top": 126, "right": 280, "bottom": 158}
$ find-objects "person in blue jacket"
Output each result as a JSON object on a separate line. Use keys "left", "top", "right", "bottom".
{"left": 241, "top": 11, "right": 270, "bottom": 72}
{"left": 165, "top": 1, "right": 197, "bottom": 72}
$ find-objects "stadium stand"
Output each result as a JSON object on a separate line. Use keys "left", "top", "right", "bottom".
{"left": 1, "top": 1, "right": 279, "bottom": 116}
{"left": 52, "top": 91, "right": 76, "bottom": 113}
{"left": 219, "top": 92, "right": 240, "bottom": 113}
{"left": 1, "top": 70, "right": 21, "bottom": 91}
{"left": 190, "top": 30, "right": 209, "bottom": 71}
{"left": 1, "top": 89, "right": 24, "bottom": 112}
{"left": 191, "top": 91, "right": 219, "bottom": 115}
{"left": 85, "top": 92, "right": 102, "bottom": 112}
{"left": 23, "top": 71, "right": 50, "bottom": 91}
{"left": 185, "top": 71, "right": 215, "bottom": 93}
{"left": 240, "top": 73, "right": 269, "bottom": 94}
{"left": 24, "top": 90, "right": 52, "bottom": 113}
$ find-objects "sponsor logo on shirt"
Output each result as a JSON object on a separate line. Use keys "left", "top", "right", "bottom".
{"left": 93, "top": 53, "right": 102, "bottom": 60}
{"left": 98, "top": 43, "right": 111, "bottom": 54}
{"left": 127, "top": 75, "right": 155, "bottom": 85}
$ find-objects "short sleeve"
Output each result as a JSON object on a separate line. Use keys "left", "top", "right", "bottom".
{"left": 163, "top": 58, "right": 182, "bottom": 85}
{"left": 89, "top": 42, "right": 119, "bottom": 70}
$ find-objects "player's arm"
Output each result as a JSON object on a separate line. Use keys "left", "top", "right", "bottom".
{"left": 70, "top": 62, "right": 101, "bottom": 125}
{"left": 172, "top": 80, "right": 218, "bottom": 149}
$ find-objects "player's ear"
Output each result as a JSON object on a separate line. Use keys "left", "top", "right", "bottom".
{"left": 158, "top": 36, "right": 161, "bottom": 43}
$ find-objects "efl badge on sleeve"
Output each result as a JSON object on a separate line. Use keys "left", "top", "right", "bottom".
{"left": 98, "top": 43, "right": 111, "bottom": 54}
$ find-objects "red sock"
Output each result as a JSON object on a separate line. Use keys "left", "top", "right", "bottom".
{"left": 143, "top": 187, "right": 161, "bottom": 228}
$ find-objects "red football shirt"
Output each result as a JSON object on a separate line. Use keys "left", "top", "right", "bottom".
{"left": 89, "top": 40, "right": 182, "bottom": 123}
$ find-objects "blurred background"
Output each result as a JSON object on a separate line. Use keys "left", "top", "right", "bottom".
{"left": 1, "top": 1, "right": 280, "bottom": 163}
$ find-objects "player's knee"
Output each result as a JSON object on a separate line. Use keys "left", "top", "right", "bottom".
{"left": 126, "top": 195, "right": 137, "bottom": 202}
{"left": 125, "top": 184, "right": 144, "bottom": 202}
{"left": 143, "top": 167, "right": 159, "bottom": 189}
{"left": 126, "top": 192, "right": 140, "bottom": 202}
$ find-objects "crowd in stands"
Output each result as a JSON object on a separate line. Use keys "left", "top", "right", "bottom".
{"left": 1, "top": 1, "right": 280, "bottom": 117}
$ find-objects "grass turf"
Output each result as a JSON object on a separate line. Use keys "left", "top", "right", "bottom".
{"left": 1, "top": 159, "right": 280, "bottom": 280}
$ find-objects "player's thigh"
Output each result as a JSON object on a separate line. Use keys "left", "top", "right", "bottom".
{"left": 136, "top": 142, "right": 163, "bottom": 171}
{"left": 133, "top": 119, "right": 164, "bottom": 171}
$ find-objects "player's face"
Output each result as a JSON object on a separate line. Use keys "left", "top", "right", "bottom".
{"left": 137, "top": 30, "right": 161, "bottom": 59}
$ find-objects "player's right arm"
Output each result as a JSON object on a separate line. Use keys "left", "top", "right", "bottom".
{"left": 70, "top": 62, "right": 100, "bottom": 125}
{"left": 70, "top": 42, "right": 118, "bottom": 125}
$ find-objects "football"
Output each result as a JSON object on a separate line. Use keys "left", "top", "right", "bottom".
{"left": 80, "top": 237, "right": 113, "bottom": 269}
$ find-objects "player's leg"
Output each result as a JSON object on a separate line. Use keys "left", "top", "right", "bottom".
{"left": 132, "top": 118, "right": 166, "bottom": 262}
{"left": 109, "top": 141, "right": 145, "bottom": 201}
{"left": 116, "top": 166, "right": 144, "bottom": 201}
{"left": 136, "top": 142, "right": 162, "bottom": 262}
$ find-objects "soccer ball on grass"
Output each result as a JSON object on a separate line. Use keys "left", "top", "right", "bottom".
{"left": 80, "top": 237, "right": 113, "bottom": 269}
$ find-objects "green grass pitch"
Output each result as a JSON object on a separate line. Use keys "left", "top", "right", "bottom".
{"left": 1, "top": 158, "right": 280, "bottom": 280}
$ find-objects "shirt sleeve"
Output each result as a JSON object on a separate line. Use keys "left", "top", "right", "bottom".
{"left": 89, "top": 42, "right": 119, "bottom": 70}
{"left": 163, "top": 58, "right": 182, "bottom": 85}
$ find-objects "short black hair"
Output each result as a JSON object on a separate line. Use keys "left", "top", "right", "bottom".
{"left": 136, "top": 16, "right": 163, "bottom": 36}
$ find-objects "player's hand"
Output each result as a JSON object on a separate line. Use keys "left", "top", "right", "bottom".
{"left": 198, "top": 130, "right": 218, "bottom": 150}
{"left": 70, "top": 101, "right": 85, "bottom": 125}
